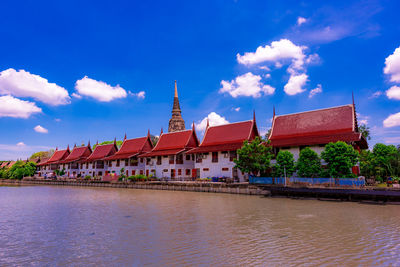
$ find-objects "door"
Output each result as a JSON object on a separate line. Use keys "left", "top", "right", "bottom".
{"left": 146, "top": 170, "right": 149, "bottom": 176}
{"left": 171, "top": 169, "right": 175, "bottom": 178}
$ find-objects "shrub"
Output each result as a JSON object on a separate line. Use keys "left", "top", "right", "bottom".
{"left": 275, "top": 151, "right": 296, "bottom": 177}
{"left": 296, "top": 147, "right": 322, "bottom": 178}
{"left": 321, "top": 141, "right": 359, "bottom": 178}
{"left": 84, "top": 175, "right": 91, "bottom": 180}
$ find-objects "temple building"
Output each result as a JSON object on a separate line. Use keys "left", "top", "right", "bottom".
{"left": 60, "top": 142, "right": 92, "bottom": 178}
{"left": 269, "top": 101, "right": 368, "bottom": 165}
{"left": 168, "top": 80, "right": 185, "bottom": 132}
{"left": 83, "top": 141, "right": 118, "bottom": 177}
{"left": 187, "top": 114, "right": 259, "bottom": 181}
{"left": 37, "top": 147, "right": 70, "bottom": 176}
{"left": 104, "top": 132, "right": 153, "bottom": 177}
{"left": 140, "top": 124, "right": 199, "bottom": 179}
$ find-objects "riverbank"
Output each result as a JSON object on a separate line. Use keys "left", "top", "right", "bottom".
{"left": 2, "top": 179, "right": 400, "bottom": 203}
{"left": 0, "top": 178, "right": 270, "bottom": 196}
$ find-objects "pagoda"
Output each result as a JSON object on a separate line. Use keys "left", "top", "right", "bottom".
{"left": 168, "top": 80, "right": 185, "bottom": 132}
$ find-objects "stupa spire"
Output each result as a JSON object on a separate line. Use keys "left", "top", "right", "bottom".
{"left": 168, "top": 80, "right": 185, "bottom": 132}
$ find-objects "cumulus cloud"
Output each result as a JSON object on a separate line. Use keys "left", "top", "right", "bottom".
{"left": 16, "top": 142, "right": 26, "bottom": 147}
{"left": 369, "top": 91, "right": 383, "bottom": 99}
{"left": 308, "top": 84, "right": 322, "bottom": 98}
{"left": 220, "top": 72, "right": 275, "bottom": 98}
{"left": 0, "top": 95, "right": 42, "bottom": 118}
{"left": 72, "top": 93, "right": 82, "bottom": 99}
{"left": 384, "top": 47, "right": 400, "bottom": 83}
{"left": 196, "top": 112, "right": 229, "bottom": 132}
{"left": 34, "top": 125, "right": 48, "bottom": 133}
{"left": 383, "top": 112, "right": 400, "bottom": 128}
{"left": 75, "top": 76, "right": 127, "bottom": 102}
{"left": 233, "top": 107, "right": 240, "bottom": 112}
{"left": 386, "top": 85, "right": 400, "bottom": 100}
{"left": 129, "top": 90, "right": 146, "bottom": 99}
{"left": 0, "top": 68, "right": 70, "bottom": 106}
{"left": 297, "top": 17, "right": 307, "bottom": 26}
{"left": 237, "top": 39, "right": 306, "bottom": 71}
{"left": 284, "top": 74, "right": 308, "bottom": 95}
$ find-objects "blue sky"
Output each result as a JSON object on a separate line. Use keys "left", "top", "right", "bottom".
{"left": 1, "top": 0, "right": 400, "bottom": 160}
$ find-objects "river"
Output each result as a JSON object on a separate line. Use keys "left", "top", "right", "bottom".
{"left": 0, "top": 185, "right": 399, "bottom": 266}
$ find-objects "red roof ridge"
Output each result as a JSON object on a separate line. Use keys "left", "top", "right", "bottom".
{"left": 275, "top": 104, "right": 353, "bottom": 118}
{"left": 159, "top": 129, "right": 192, "bottom": 135}
{"left": 207, "top": 120, "right": 252, "bottom": 129}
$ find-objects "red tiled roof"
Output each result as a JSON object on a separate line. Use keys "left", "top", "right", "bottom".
{"left": 269, "top": 105, "right": 368, "bottom": 149}
{"left": 86, "top": 143, "right": 117, "bottom": 161}
{"left": 46, "top": 149, "right": 70, "bottom": 164}
{"left": 1, "top": 161, "right": 9, "bottom": 168}
{"left": 105, "top": 136, "right": 152, "bottom": 160}
{"left": 36, "top": 158, "right": 50, "bottom": 166}
{"left": 140, "top": 129, "right": 198, "bottom": 157}
{"left": 61, "top": 145, "right": 92, "bottom": 163}
{"left": 187, "top": 120, "right": 258, "bottom": 154}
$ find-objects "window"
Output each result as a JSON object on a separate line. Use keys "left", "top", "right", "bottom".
{"left": 157, "top": 156, "right": 162, "bottom": 165}
{"left": 140, "top": 158, "right": 144, "bottom": 163}
{"left": 186, "top": 169, "right": 191, "bottom": 176}
{"left": 140, "top": 170, "right": 144, "bottom": 175}
{"left": 212, "top": 152, "right": 218, "bottom": 163}
{"left": 186, "top": 155, "right": 191, "bottom": 161}
{"left": 116, "top": 159, "right": 120, "bottom": 167}
{"left": 178, "top": 169, "right": 182, "bottom": 176}
{"left": 229, "top": 151, "right": 237, "bottom": 162}
{"left": 125, "top": 159, "right": 129, "bottom": 166}
{"left": 86, "top": 163, "right": 89, "bottom": 169}
{"left": 146, "top": 158, "right": 151, "bottom": 165}
{"left": 222, "top": 167, "right": 229, "bottom": 171}
{"left": 130, "top": 158, "right": 138, "bottom": 166}
{"left": 132, "top": 170, "right": 135, "bottom": 175}
{"left": 196, "top": 154, "right": 202, "bottom": 163}
{"left": 169, "top": 155, "right": 174, "bottom": 164}
{"left": 163, "top": 169, "right": 168, "bottom": 172}
{"left": 176, "top": 154, "right": 183, "bottom": 164}
{"left": 203, "top": 168, "right": 209, "bottom": 171}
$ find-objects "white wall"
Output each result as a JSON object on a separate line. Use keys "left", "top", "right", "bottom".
{"left": 146, "top": 154, "right": 195, "bottom": 179}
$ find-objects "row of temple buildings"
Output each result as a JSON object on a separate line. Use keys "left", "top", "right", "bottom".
{"left": 35, "top": 81, "right": 368, "bottom": 181}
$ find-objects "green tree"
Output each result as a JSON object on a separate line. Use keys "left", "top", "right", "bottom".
{"left": 93, "top": 140, "right": 123, "bottom": 150}
{"left": 359, "top": 150, "right": 374, "bottom": 178}
{"left": 371, "top": 143, "right": 398, "bottom": 178}
{"left": 55, "top": 168, "right": 66, "bottom": 177}
{"left": 150, "top": 135, "right": 159, "bottom": 147}
{"left": 275, "top": 151, "right": 296, "bottom": 177}
{"left": 296, "top": 147, "right": 322, "bottom": 177}
{"left": 30, "top": 149, "right": 54, "bottom": 160}
{"left": 358, "top": 124, "right": 371, "bottom": 141}
{"left": 321, "top": 141, "right": 359, "bottom": 178}
{"left": 7, "top": 161, "right": 37, "bottom": 179}
{"left": 234, "top": 137, "right": 273, "bottom": 176}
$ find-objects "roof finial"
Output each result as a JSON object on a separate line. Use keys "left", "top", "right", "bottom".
{"left": 74, "top": 143, "right": 76, "bottom": 148}
{"left": 273, "top": 105, "right": 276, "bottom": 118}
{"left": 206, "top": 118, "right": 209, "bottom": 129}
{"left": 352, "top": 91, "right": 355, "bottom": 107}
{"left": 147, "top": 129, "right": 150, "bottom": 138}
{"left": 114, "top": 137, "right": 117, "bottom": 146}
{"left": 192, "top": 121, "right": 195, "bottom": 131}
{"left": 55, "top": 146, "right": 58, "bottom": 151}
{"left": 67, "top": 144, "right": 70, "bottom": 151}
{"left": 124, "top": 133, "right": 127, "bottom": 141}
{"left": 96, "top": 140, "right": 98, "bottom": 145}
{"left": 160, "top": 127, "right": 163, "bottom": 135}
{"left": 174, "top": 80, "right": 178, "bottom": 98}
{"left": 253, "top": 110, "right": 256, "bottom": 122}
{"left": 87, "top": 140, "right": 91, "bottom": 148}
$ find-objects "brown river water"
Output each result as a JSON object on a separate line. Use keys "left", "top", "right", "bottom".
{"left": 0, "top": 185, "right": 399, "bottom": 266}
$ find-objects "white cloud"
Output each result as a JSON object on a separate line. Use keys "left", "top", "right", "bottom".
{"left": 386, "top": 85, "right": 400, "bottom": 100}
{"left": 0, "top": 68, "right": 70, "bottom": 106}
{"left": 385, "top": 136, "right": 400, "bottom": 144}
{"left": 258, "top": 66, "right": 271, "bottom": 71}
{"left": 237, "top": 39, "right": 307, "bottom": 72}
{"left": 284, "top": 73, "right": 308, "bottom": 95}
{"left": 55, "top": 118, "right": 61, "bottom": 122}
{"left": 308, "top": 84, "right": 322, "bottom": 98}
{"left": 369, "top": 91, "right": 383, "bottom": 99}
{"left": 34, "top": 125, "right": 48, "bottom": 133}
{"left": 297, "top": 17, "right": 307, "bottom": 26}
{"left": 384, "top": 47, "right": 400, "bottom": 83}
{"left": 0, "top": 95, "right": 42, "bottom": 118}
{"left": 383, "top": 112, "right": 400, "bottom": 128}
{"left": 75, "top": 76, "right": 127, "bottom": 102}
{"left": 264, "top": 73, "right": 271, "bottom": 79}
{"left": 234, "top": 107, "right": 240, "bottom": 112}
{"left": 196, "top": 112, "right": 229, "bottom": 132}
{"left": 16, "top": 142, "right": 26, "bottom": 147}
{"left": 136, "top": 91, "right": 146, "bottom": 99}
{"left": 72, "top": 93, "right": 82, "bottom": 99}
{"left": 220, "top": 72, "right": 275, "bottom": 98}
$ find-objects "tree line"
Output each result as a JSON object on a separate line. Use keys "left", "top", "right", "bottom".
{"left": 234, "top": 137, "right": 400, "bottom": 180}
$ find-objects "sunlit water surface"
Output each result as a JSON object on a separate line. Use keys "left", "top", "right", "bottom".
{"left": 0, "top": 186, "right": 399, "bottom": 266}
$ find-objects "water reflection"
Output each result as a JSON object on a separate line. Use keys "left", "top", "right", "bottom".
{"left": 0, "top": 186, "right": 399, "bottom": 266}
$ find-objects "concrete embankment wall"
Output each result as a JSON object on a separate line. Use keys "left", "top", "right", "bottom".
{"left": 0, "top": 179, "right": 270, "bottom": 196}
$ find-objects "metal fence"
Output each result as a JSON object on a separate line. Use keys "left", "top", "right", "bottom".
{"left": 249, "top": 176, "right": 365, "bottom": 187}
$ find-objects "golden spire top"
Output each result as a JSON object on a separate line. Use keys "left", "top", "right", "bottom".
{"left": 174, "top": 80, "right": 178, "bottom": 98}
